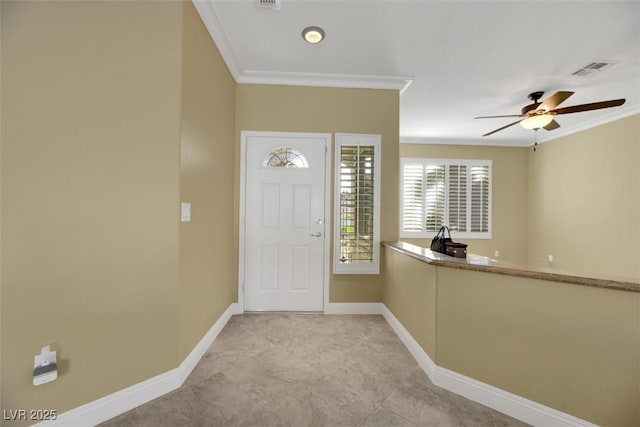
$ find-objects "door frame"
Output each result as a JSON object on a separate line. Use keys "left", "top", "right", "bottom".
{"left": 238, "top": 131, "right": 332, "bottom": 312}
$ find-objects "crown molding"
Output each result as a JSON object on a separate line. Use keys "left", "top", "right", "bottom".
{"left": 400, "top": 137, "right": 528, "bottom": 148}
{"left": 192, "top": 0, "right": 243, "bottom": 79}
{"left": 238, "top": 70, "right": 413, "bottom": 91}
{"left": 535, "top": 103, "right": 640, "bottom": 146}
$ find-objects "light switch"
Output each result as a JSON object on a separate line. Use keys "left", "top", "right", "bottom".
{"left": 181, "top": 202, "right": 191, "bottom": 222}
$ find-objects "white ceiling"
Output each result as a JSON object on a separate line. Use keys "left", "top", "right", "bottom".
{"left": 195, "top": 0, "right": 640, "bottom": 147}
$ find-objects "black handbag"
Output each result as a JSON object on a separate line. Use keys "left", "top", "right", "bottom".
{"left": 430, "top": 226, "right": 452, "bottom": 254}
{"left": 431, "top": 226, "right": 468, "bottom": 258}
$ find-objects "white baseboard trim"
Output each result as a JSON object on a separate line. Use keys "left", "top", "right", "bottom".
{"left": 36, "top": 369, "right": 182, "bottom": 427}
{"left": 431, "top": 366, "right": 597, "bottom": 427}
{"left": 381, "top": 305, "right": 597, "bottom": 427}
{"left": 36, "top": 303, "right": 239, "bottom": 427}
{"left": 381, "top": 304, "right": 437, "bottom": 377}
{"left": 324, "top": 302, "right": 383, "bottom": 315}
{"left": 178, "top": 303, "right": 238, "bottom": 384}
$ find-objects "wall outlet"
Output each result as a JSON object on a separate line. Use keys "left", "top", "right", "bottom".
{"left": 548, "top": 254, "right": 554, "bottom": 263}
{"left": 494, "top": 250, "right": 499, "bottom": 258}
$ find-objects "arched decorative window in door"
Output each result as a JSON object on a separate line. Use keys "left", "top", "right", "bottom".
{"left": 263, "top": 147, "right": 309, "bottom": 168}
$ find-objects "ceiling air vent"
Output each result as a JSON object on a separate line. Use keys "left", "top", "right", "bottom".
{"left": 257, "top": 0, "right": 281, "bottom": 10}
{"left": 571, "top": 61, "right": 615, "bottom": 77}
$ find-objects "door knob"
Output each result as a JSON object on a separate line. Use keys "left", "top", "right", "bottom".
{"left": 310, "top": 232, "right": 322, "bottom": 237}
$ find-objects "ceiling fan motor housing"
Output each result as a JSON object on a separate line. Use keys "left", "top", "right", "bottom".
{"left": 520, "top": 91, "right": 544, "bottom": 116}
{"left": 522, "top": 91, "right": 545, "bottom": 115}
{"left": 521, "top": 103, "right": 540, "bottom": 115}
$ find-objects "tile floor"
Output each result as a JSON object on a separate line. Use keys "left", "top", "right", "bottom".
{"left": 101, "top": 314, "right": 528, "bottom": 426}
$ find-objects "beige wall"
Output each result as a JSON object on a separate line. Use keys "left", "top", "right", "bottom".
{"left": 382, "top": 248, "right": 437, "bottom": 357}
{"left": 1, "top": 1, "right": 238, "bottom": 424}
{"left": 0, "top": 0, "right": 4, "bottom": 412}
{"left": 235, "top": 85, "right": 399, "bottom": 303}
{"left": 399, "top": 144, "right": 529, "bottom": 264}
{"left": 178, "top": 2, "right": 236, "bottom": 359}
{"left": 527, "top": 114, "right": 640, "bottom": 278}
{"left": 382, "top": 246, "right": 640, "bottom": 426}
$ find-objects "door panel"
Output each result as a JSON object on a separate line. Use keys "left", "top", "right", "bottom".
{"left": 260, "top": 245, "right": 279, "bottom": 291}
{"left": 292, "top": 185, "right": 311, "bottom": 229}
{"left": 261, "top": 184, "right": 280, "bottom": 229}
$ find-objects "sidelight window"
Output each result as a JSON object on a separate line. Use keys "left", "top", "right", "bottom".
{"left": 334, "top": 134, "right": 381, "bottom": 274}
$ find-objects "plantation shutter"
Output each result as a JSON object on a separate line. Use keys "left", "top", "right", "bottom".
{"left": 470, "top": 165, "right": 490, "bottom": 232}
{"left": 401, "top": 162, "right": 424, "bottom": 232}
{"left": 334, "top": 134, "right": 381, "bottom": 274}
{"left": 448, "top": 165, "right": 467, "bottom": 232}
{"left": 338, "top": 145, "right": 375, "bottom": 264}
{"left": 400, "top": 158, "right": 491, "bottom": 238}
{"left": 424, "top": 164, "right": 445, "bottom": 232}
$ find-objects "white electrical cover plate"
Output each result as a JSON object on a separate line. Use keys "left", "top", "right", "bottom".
{"left": 181, "top": 202, "right": 191, "bottom": 222}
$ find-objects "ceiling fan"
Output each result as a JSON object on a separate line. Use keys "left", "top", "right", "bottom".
{"left": 475, "top": 91, "right": 626, "bottom": 137}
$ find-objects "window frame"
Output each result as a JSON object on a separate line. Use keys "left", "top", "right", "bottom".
{"left": 333, "top": 133, "right": 381, "bottom": 274}
{"left": 400, "top": 158, "right": 492, "bottom": 239}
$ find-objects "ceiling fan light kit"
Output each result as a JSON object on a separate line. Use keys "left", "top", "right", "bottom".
{"left": 520, "top": 114, "right": 554, "bottom": 130}
{"left": 475, "top": 90, "right": 626, "bottom": 138}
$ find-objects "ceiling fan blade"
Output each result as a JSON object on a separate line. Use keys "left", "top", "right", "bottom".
{"left": 543, "top": 119, "right": 560, "bottom": 131}
{"left": 482, "top": 119, "right": 522, "bottom": 137}
{"left": 474, "top": 114, "right": 522, "bottom": 119}
{"left": 537, "top": 91, "right": 574, "bottom": 112}
{"left": 552, "top": 98, "right": 626, "bottom": 115}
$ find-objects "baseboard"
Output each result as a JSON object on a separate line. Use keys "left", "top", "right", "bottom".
{"left": 431, "top": 366, "right": 597, "bottom": 427}
{"left": 35, "top": 303, "right": 239, "bottom": 427}
{"left": 324, "top": 302, "right": 383, "bottom": 315}
{"left": 381, "top": 305, "right": 597, "bottom": 427}
{"left": 178, "top": 303, "right": 239, "bottom": 384}
{"left": 381, "top": 304, "right": 437, "bottom": 377}
{"left": 35, "top": 369, "right": 182, "bottom": 427}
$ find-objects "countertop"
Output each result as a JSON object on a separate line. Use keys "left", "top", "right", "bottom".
{"left": 383, "top": 241, "right": 640, "bottom": 294}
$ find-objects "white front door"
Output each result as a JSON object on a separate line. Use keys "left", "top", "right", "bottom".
{"left": 243, "top": 133, "right": 328, "bottom": 311}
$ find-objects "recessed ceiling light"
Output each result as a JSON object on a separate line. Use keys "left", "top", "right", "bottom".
{"left": 302, "top": 26, "right": 325, "bottom": 44}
